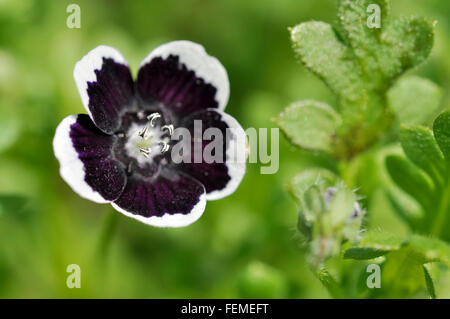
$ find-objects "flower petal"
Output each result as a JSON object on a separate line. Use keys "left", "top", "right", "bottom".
{"left": 112, "top": 173, "right": 206, "bottom": 228}
{"left": 177, "top": 109, "right": 247, "bottom": 200}
{"left": 74, "top": 45, "right": 135, "bottom": 134}
{"left": 137, "top": 40, "right": 229, "bottom": 116}
{"left": 53, "top": 114, "right": 127, "bottom": 203}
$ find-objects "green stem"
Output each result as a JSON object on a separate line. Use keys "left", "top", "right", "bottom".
{"left": 314, "top": 267, "right": 345, "bottom": 299}
{"left": 431, "top": 179, "right": 450, "bottom": 238}
{"left": 97, "top": 211, "right": 120, "bottom": 261}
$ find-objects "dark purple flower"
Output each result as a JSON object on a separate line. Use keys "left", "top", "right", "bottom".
{"left": 53, "top": 41, "right": 247, "bottom": 227}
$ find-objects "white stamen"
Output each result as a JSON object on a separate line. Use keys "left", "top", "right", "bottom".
{"left": 138, "top": 126, "right": 148, "bottom": 139}
{"left": 159, "top": 141, "right": 170, "bottom": 153}
{"left": 161, "top": 124, "right": 174, "bottom": 136}
{"left": 147, "top": 113, "right": 161, "bottom": 127}
{"left": 125, "top": 113, "right": 173, "bottom": 161}
{"left": 138, "top": 113, "right": 162, "bottom": 140}
{"left": 139, "top": 147, "right": 151, "bottom": 157}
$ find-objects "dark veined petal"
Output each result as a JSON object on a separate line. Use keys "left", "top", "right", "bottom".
{"left": 136, "top": 41, "right": 229, "bottom": 116}
{"left": 53, "top": 114, "right": 127, "bottom": 202}
{"left": 74, "top": 45, "right": 135, "bottom": 134}
{"left": 176, "top": 109, "right": 247, "bottom": 200}
{"left": 112, "top": 173, "right": 206, "bottom": 228}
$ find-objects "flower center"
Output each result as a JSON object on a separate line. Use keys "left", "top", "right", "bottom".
{"left": 124, "top": 112, "right": 173, "bottom": 165}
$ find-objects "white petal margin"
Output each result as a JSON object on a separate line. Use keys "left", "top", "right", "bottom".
{"left": 73, "top": 45, "right": 128, "bottom": 121}
{"left": 140, "top": 40, "right": 230, "bottom": 111}
{"left": 206, "top": 110, "right": 248, "bottom": 201}
{"left": 111, "top": 193, "right": 206, "bottom": 228}
{"left": 53, "top": 115, "right": 109, "bottom": 204}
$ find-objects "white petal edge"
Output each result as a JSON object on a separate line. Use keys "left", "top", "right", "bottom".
{"left": 73, "top": 45, "right": 128, "bottom": 121}
{"left": 53, "top": 115, "right": 109, "bottom": 204}
{"left": 140, "top": 40, "right": 230, "bottom": 111}
{"left": 206, "top": 110, "right": 247, "bottom": 201}
{"left": 111, "top": 193, "right": 206, "bottom": 228}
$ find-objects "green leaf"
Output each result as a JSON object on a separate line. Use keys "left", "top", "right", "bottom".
{"left": 344, "top": 247, "right": 389, "bottom": 260}
{"left": 433, "top": 110, "right": 450, "bottom": 159}
{"left": 337, "top": 1, "right": 434, "bottom": 82}
{"left": 290, "top": 22, "right": 363, "bottom": 101}
{"left": 379, "top": 235, "right": 448, "bottom": 295}
{"left": 388, "top": 76, "right": 442, "bottom": 125}
{"left": 337, "top": 0, "right": 389, "bottom": 78}
{"left": 385, "top": 155, "right": 434, "bottom": 210}
{"left": 350, "top": 231, "right": 450, "bottom": 266}
{"left": 381, "top": 247, "right": 427, "bottom": 295}
{"left": 274, "top": 100, "right": 341, "bottom": 152}
{"left": 342, "top": 212, "right": 364, "bottom": 242}
{"left": 287, "top": 168, "right": 338, "bottom": 205}
{"left": 385, "top": 191, "right": 422, "bottom": 231}
{"left": 297, "top": 210, "right": 313, "bottom": 242}
{"left": 328, "top": 187, "right": 356, "bottom": 227}
{"left": 303, "top": 185, "right": 326, "bottom": 218}
{"left": 337, "top": 0, "right": 389, "bottom": 39}
{"left": 423, "top": 265, "right": 436, "bottom": 299}
{"left": 406, "top": 235, "right": 450, "bottom": 267}
{"left": 357, "top": 231, "right": 404, "bottom": 251}
{"left": 400, "top": 125, "right": 444, "bottom": 184}
{"left": 381, "top": 16, "right": 435, "bottom": 80}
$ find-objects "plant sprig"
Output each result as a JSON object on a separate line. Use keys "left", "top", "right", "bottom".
{"left": 275, "top": 0, "right": 437, "bottom": 159}
{"left": 278, "top": 0, "right": 449, "bottom": 299}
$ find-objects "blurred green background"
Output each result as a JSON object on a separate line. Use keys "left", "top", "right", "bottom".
{"left": 0, "top": 0, "right": 449, "bottom": 298}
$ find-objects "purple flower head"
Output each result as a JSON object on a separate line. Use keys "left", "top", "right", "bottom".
{"left": 53, "top": 41, "right": 247, "bottom": 227}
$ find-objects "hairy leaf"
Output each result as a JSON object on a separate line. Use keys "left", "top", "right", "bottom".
{"left": 400, "top": 125, "right": 444, "bottom": 183}
{"left": 297, "top": 210, "right": 313, "bottom": 242}
{"left": 287, "top": 168, "right": 338, "bottom": 206}
{"left": 347, "top": 231, "right": 450, "bottom": 266}
{"left": 328, "top": 187, "right": 356, "bottom": 227}
{"left": 381, "top": 247, "right": 427, "bottom": 295}
{"left": 337, "top": 0, "right": 434, "bottom": 84}
{"left": 337, "top": 0, "right": 389, "bottom": 82}
{"left": 385, "top": 191, "right": 422, "bottom": 232}
{"left": 274, "top": 101, "right": 341, "bottom": 152}
{"left": 303, "top": 185, "right": 326, "bottom": 217}
{"left": 357, "top": 231, "right": 404, "bottom": 251}
{"left": 290, "top": 22, "right": 363, "bottom": 101}
{"left": 385, "top": 155, "right": 434, "bottom": 210}
{"left": 380, "top": 17, "right": 435, "bottom": 81}
{"left": 433, "top": 111, "right": 450, "bottom": 159}
{"left": 388, "top": 76, "right": 442, "bottom": 125}
{"left": 344, "top": 247, "right": 389, "bottom": 260}
{"left": 337, "top": 0, "right": 389, "bottom": 43}
{"left": 406, "top": 235, "right": 450, "bottom": 267}
{"left": 423, "top": 265, "right": 436, "bottom": 299}
{"left": 376, "top": 235, "right": 449, "bottom": 296}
